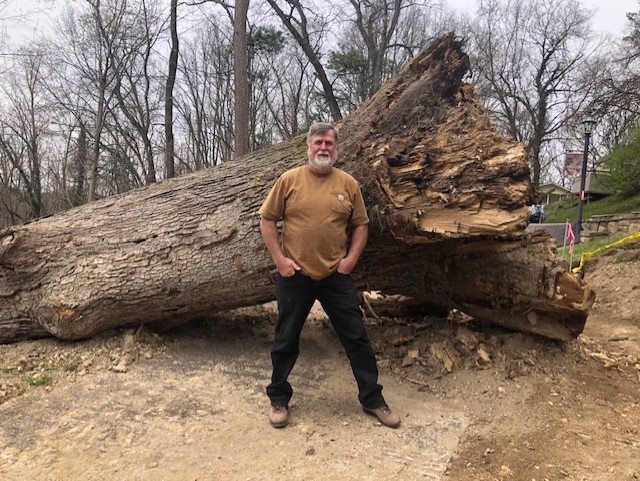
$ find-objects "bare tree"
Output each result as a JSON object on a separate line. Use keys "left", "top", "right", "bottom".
{"left": 328, "top": 0, "right": 453, "bottom": 114}
{"left": 69, "top": 122, "right": 89, "bottom": 206}
{"left": 47, "top": 0, "right": 165, "bottom": 199}
{"left": 164, "top": 0, "right": 178, "bottom": 177}
{"left": 264, "top": 0, "right": 343, "bottom": 121}
{"left": 177, "top": 25, "right": 235, "bottom": 169}
{"left": 467, "top": 0, "right": 596, "bottom": 186}
{"left": 590, "top": 6, "right": 640, "bottom": 151}
{"left": 347, "top": 0, "right": 404, "bottom": 97}
{"left": 257, "top": 40, "right": 311, "bottom": 141}
{"left": 50, "top": 1, "right": 118, "bottom": 201}
{"left": 0, "top": 47, "right": 47, "bottom": 220}
{"left": 100, "top": 0, "right": 164, "bottom": 185}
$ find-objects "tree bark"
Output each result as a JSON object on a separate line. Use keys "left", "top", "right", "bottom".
{"left": 265, "top": 0, "right": 343, "bottom": 122}
{"left": 0, "top": 34, "right": 594, "bottom": 343}
{"left": 164, "top": 0, "right": 178, "bottom": 179}
{"left": 233, "top": 0, "right": 250, "bottom": 159}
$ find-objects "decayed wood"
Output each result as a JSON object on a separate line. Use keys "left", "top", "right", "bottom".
{"left": 0, "top": 33, "right": 593, "bottom": 342}
{"left": 420, "top": 232, "right": 594, "bottom": 340}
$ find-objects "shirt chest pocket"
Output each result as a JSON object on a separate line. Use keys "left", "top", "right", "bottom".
{"left": 330, "top": 191, "right": 353, "bottom": 219}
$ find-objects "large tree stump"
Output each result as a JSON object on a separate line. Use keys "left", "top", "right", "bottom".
{"left": 0, "top": 33, "right": 594, "bottom": 343}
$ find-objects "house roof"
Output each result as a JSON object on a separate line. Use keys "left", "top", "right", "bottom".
{"left": 538, "top": 183, "right": 571, "bottom": 195}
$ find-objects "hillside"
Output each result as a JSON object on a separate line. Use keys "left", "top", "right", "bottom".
{"left": 545, "top": 192, "right": 640, "bottom": 223}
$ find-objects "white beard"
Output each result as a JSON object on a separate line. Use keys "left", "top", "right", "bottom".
{"left": 309, "top": 152, "right": 336, "bottom": 171}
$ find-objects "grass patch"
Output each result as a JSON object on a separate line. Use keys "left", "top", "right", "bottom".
{"left": 557, "top": 232, "right": 632, "bottom": 261}
{"left": 24, "top": 374, "right": 53, "bottom": 387}
{"left": 63, "top": 362, "right": 79, "bottom": 373}
{"left": 544, "top": 192, "right": 640, "bottom": 224}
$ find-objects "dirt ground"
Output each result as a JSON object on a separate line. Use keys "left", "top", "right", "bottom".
{"left": 1, "top": 241, "right": 639, "bottom": 481}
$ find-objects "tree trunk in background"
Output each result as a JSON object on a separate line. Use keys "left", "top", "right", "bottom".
{"left": 233, "top": 0, "right": 250, "bottom": 159}
{"left": 0, "top": 34, "right": 594, "bottom": 343}
{"left": 265, "top": 0, "right": 343, "bottom": 122}
{"left": 164, "top": 0, "right": 178, "bottom": 179}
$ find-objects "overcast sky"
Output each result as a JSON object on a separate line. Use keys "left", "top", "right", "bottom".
{"left": 1, "top": 0, "right": 637, "bottom": 45}
{"left": 446, "top": 0, "right": 635, "bottom": 36}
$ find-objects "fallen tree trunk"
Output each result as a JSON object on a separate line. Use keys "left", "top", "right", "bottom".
{"left": 421, "top": 232, "right": 594, "bottom": 340}
{"left": 0, "top": 33, "right": 593, "bottom": 343}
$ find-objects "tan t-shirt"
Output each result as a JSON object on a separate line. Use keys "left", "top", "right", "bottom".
{"left": 259, "top": 165, "right": 369, "bottom": 280}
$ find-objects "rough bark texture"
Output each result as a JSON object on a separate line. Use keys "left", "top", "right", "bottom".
{"left": 419, "top": 232, "right": 594, "bottom": 340}
{"left": 0, "top": 34, "right": 594, "bottom": 343}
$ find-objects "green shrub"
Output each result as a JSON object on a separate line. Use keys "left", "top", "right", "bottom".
{"left": 604, "top": 126, "right": 640, "bottom": 196}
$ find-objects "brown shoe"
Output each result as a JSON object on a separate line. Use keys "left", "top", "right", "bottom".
{"left": 363, "top": 404, "right": 401, "bottom": 429}
{"left": 269, "top": 404, "right": 289, "bottom": 428}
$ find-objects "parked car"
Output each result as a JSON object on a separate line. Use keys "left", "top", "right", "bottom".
{"left": 529, "top": 204, "right": 546, "bottom": 223}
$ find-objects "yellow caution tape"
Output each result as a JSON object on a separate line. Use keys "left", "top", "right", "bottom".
{"left": 572, "top": 230, "right": 640, "bottom": 273}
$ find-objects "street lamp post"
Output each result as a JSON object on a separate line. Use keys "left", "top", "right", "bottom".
{"left": 575, "top": 117, "right": 597, "bottom": 242}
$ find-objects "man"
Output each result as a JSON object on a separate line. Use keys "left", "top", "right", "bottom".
{"left": 258, "top": 122, "right": 400, "bottom": 429}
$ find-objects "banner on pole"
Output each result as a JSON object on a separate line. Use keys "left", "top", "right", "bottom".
{"left": 565, "top": 152, "right": 583, "bottom": 182}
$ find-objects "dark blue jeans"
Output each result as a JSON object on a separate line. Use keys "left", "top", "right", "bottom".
{"left": 267, "top": 271, "right": 385, "bottom": 409}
